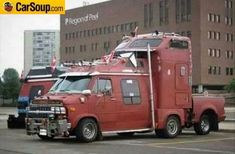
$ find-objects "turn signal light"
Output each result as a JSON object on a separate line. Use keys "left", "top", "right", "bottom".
{"left": 69, "top": 107, "right": 76, "bottom": 112}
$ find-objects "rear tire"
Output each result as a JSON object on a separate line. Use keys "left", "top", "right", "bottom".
{"left": 159, "top": 116, "right": 181, "bottom": 138}
{"left": 76, "top": 119, "right": 98, "bottom": 142}
{"left": 194, "top": 114, "right": 210, "bottom": 135}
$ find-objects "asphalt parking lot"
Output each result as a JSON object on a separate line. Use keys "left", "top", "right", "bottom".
{"left": 0, "top": 129, "right": 234, "bottom": 154}
{"left": 0, "top": 107, "right": 235, "bottom": 154}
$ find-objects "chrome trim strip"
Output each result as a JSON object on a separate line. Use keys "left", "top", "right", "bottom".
{"left": 102, "top": 128, "right": 152, "bottom": 134}
{"left": 28, "top": 110, "right": 53, "bottom": 114}
{"left": 27, "top": 78, "right": 58, "bottom": 82}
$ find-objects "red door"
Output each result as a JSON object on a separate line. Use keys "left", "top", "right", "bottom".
{"left": 92, "top": 77, "right": 118, "bottom": 131}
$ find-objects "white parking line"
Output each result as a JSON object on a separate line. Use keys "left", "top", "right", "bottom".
{"left": 152, "top": 145, "right": 234, "bottom": 154}
{"left": 146, "top": 137, "right": 235, "bottom": 146}
{"left": 146, "top": 137, "right": 235, "bottom": 154}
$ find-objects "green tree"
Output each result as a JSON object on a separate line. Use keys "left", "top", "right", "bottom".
{"left": 225, "top": 78, "right": 235, "bottom": 93}
{"left": 2, "top": 68, "right": 20, "bottom": 102}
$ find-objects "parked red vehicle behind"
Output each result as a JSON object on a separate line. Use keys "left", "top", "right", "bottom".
{"left": 8, "top": 66, "right": 66, "bottom": 128}
{"left": 25, "top": 32, "right": 225, "bottom": 142}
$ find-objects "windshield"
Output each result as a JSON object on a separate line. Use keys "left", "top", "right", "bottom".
{"left": 129, "top": 39, "right": 162, "bottom": 48}
{"left": 49, "top": 76, "right": 91, "bottom": 93}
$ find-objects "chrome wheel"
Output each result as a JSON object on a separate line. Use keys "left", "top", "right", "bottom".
{"left": 194, "top": 114, "right": 211, "bottom": 135}
{"left": 160, "top": 116, "right": 181, "bottom": 138}
{"left": 76, "top": 119, "right": 98, "bottom": 142}
{"left": 167, "top": 119, "right": 178, "bottom": 136}
{"left": 83, "top": 122, "right": 96, "bottom": 140}
{"left": 201, "top": 118, "right": 210, "bottom": 133}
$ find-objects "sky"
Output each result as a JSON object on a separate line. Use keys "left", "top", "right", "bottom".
{"left": 0, "top": 0, "right": 109, "bottom": 76}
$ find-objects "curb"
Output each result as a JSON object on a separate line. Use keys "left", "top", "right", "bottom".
{"left": 219, "top": 129, "right": 235, "bottom": 133}
{"left": 225, "top": 119, "right": 235, "bottom": 122}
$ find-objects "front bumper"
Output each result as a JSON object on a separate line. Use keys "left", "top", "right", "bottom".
{"left": 26, "top": 118, "right": 71, "bottom": 137}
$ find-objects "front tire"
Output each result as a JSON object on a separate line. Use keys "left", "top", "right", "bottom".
{"left": 76, "top": 119, "right": 98, "bottom": 142}
{"left": 194, "top": 114, "right": 210, "bottom": 135}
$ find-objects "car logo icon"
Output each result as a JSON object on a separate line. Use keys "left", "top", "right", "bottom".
{"left": 4, "top": 2, "right": 13, "bottom": 12}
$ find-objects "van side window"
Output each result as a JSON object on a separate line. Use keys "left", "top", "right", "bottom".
{"left": 170, "top": 40, "right": 189, "bottom": 49}
{"left": 93, "top": 78, "right": 112, "bottom": 95}
{"left": 121, "top": 79, "right": 141, "bottom": 104}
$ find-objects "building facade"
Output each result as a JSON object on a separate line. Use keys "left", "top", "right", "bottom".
{"left": 60, "top": 0, "right": 234, "bottom": 92}
{"left": 24, "top": 30, "right": 60, "bottom": 76}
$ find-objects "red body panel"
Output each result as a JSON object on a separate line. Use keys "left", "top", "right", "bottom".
{"left": 193, "top": 96, "right": 226, "bottom": 122}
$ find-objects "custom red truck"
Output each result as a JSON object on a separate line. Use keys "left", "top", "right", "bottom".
{"left": 25, "top": 32, "right": 225, "bottom": 142}
{"left": 8, "top": 66, "right": 66, "bottom": 128}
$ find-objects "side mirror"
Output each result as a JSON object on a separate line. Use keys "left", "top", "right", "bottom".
{"left": 82, "top": 89, "right": 91, "bottom": 96}
{"left": 102, "top": 88, "right": 112, "bottom": 95}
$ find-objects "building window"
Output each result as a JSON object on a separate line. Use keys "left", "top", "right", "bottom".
{"left": 175, "top": 0, "right": 191, "bottom": 23}
{"left": 208, "top": 66, "right": 212, "bottom": 74}
{"left": 76, "top": 32, "right": 79, "bottom": 38}
{"left": 176, "top": 0, "right": 180, "bottom": 23}
{"left": 225, "top": 33, "right": 234, "bottom": 42}
{"left": 121, "top": 24, "right": 124, "bottom": 32}
{"left": 159, "top": 0, "right": 169, "bottom": 26}
{"left": 107, "top": 26, "right": 111, "bottom": 33}
{"left": 80, "top": 45, "right": 83, "bottom": 52}
{"left": 226, "top": 50, "right": 234, "bottom": 59}
{"left": 103, "top": 27, "right": 107, "bottom": 34}
{"left": 208, "top": 48, "right": 212, "bottom": 57}
{"left": 83, "top": 45, "right": 86, "bottom": 52}
{"left": 116, "top": 25, "right": 120, "bottom": 32}
{"left": 208, "top": 66, "right": 221, "bottom": 75}
{"left": 65, "top": 47, "right": 68, "bottom": 54}
{"left": 95, "top": 43, "right": 98, "bottom": 51}
{"left": 226, "top": 67, "right": 234, "bottom": 76}
{"left": 121, "top": 79, "right": 141, "bottom": 104}
{"left": 83, "top": 30, "right": 87, "bottom": 37}
{"left": 144, "top": 4, "right": 148, "bottom": 28}
{"left": 98, "top": 28, "right": 102, "bottom": 35}
{"left": 165, "top": 0, "right": 169, "bottom": 24}
{"left": 149, "top": 3, "right": 153, "bottom": 27}
{"left": 181, "top": 0, "right": 186, "bottom": 22}
{"left": 230, "top": 68, "right": 234, "bottom": 75}
{"left": 208, "top": 31, "right": 221, "bottom": 40}
{"left": 187, "top": 0, "right": 191, "bottom": 21}
{"left": 65, "top": 33, "right": 68, "bottom": 40}
{"left": 87, "top": 30, "right": 90, "bottom": 37}
{"left": 216, "top": 49, "right": 221, "bottom": 57}
{"left": 208, "top": 14, "right": 221, "bottom": 23}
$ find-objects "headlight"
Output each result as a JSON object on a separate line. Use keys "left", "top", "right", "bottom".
{"left": 51, "top": 107, "right": 55, "bottom": 112}
{"left": 55, "top": 107, "right": 60, "bottom": 114}
{"left": 60, "top": 107, "right": 66, "bottom": 114}
{"left": 51, "top": 106, "right": 66, "bottom": 114}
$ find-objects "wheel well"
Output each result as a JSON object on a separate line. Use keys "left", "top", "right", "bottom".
{"left": 77, "top": 117, "right": 99, "bottom": 129}
{"left": 70, "top": 116, "right": 100, "bottom": 135}
{"left": 201, "top": 109, "right": 218, "bottom": 131}
{"left": 168, "top": 114, "right": 181, "bottom": 125}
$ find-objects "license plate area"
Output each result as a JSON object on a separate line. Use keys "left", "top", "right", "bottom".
{"left": 39, "top": 129, "right": 47, "bottom": 136}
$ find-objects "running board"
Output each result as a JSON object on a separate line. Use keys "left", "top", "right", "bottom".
{"left": 102, "top": 128, "right": 153, "bottom": 134}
